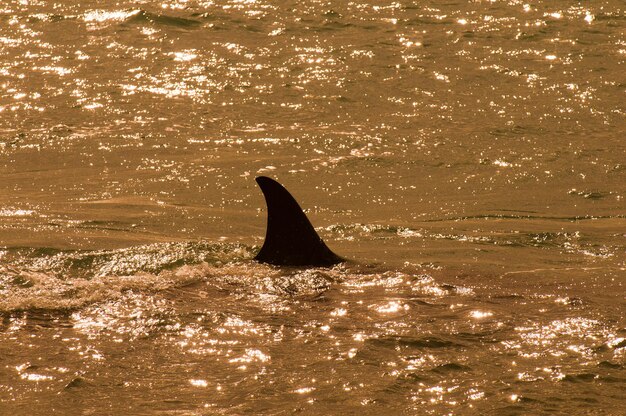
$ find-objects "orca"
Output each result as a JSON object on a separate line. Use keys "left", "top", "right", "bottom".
{"left": 255, "top": 176, "right": 343, "bottom": 266}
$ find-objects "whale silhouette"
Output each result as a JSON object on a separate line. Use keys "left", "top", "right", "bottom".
{"left": 255, "top": 176, "right": 343, "bottom": 266}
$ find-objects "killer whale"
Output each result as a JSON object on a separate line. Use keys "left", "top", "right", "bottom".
{"left": 255, "top": 176, "right": 343, "bottom": 266}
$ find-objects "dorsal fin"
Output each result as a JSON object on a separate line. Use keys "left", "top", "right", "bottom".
{"left": 254, "top": 176, "right": 343, "bottom": 266}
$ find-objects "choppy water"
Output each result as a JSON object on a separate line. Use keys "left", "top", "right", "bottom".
{"left": 1, "top": 0, "right": 625, "bottom": 414}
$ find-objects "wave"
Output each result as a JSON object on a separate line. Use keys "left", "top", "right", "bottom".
{"left": 0, "top": 241, "right": 253, "bottom": 312}
{"left": 124, "top": 10, "right": 202, "bottom": 28}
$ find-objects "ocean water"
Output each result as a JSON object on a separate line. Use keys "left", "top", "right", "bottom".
{"left": 1, "top": 0, "right": 625, "bottom": 414}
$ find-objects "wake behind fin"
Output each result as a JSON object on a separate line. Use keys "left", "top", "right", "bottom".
{"left": 255, "top": 176, "right": 343, "bottom": 266}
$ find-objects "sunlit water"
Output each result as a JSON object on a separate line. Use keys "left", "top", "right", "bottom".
{"left": 1, "top": 0, "right": 625, "bottom": 414}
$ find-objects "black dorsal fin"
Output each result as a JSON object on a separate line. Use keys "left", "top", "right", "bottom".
{"left": 254, "top": 176, "right": 343, "bottom": 266}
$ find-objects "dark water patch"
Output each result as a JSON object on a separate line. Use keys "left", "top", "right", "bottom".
{"left": 562, "top": 373, "right": 598, "bottom": 383}
{"left": 406, "top": 17, "right": 453, "bottom": 26}
{"left": 593, "top": 343, "right": 614, "bottom": 354}
{"left": 516, "top": 396, "right": 542, "bottom": 404}
{"left": 492, "top": 294, "right": 526, "bottom": 300}
{"left": 370, "top": 336, "right": 464, "bottom": 350}
{"left": 379, "top": 374, "right": 434, "bottom": 400}
{"left": 187, "top": 11, "right": 210, "bottom": 21}
{"left": 493, "top": 232, "right": 577, "bottom": 249}
{"left": 0, "top": 309, "right": 74, "bottom": 328}
{"left": 567, "top": 396, "right": 601, "bottom": 405}
{"left": 568, "top": 189, "right": 610, "bottom": 200}
{"left": 486, "top": 404, "right": 527, "bottom": 415}
{"left": 595, "top": 11, "right": 626, "bottom": 22}
{"left": 598, "top": 361, "right": 623, "bottom": 369}
{"left": 563, "top": 297, "right": 584, "bottom": 307}
{"left": 439, "top": 282, "right": 475, "bottom": 296}
{"left": 598, "top": 375, "right": 626, "bottom": 384}
{"left": 64, "top": 376, "right": 92, "bottom": 390}
{"left": 321, "top": 21, "right": 355, "bottom": 31}
{"left": 75, "top": 220, "right": 134, "bottom": 232}
{"left": 607, "top": 163, "right": 624, "bottom": 172}
{"left": 407, "top": 298, "right": 449, "bottom": 308}
{"left": 322, "top": 10, "right": 341, "bottom": 18}
{"left": 242, "top": 24, "right": 264, "bottom": 33}
{"left": 456, "top": 331, "right": 503, "bottom": 344}
{"left": 439, "top": 283, "right": 456, "bottom": 291}
{"left": 430, "top": 362, "right": 471, "bottom": 374}
{"left": 25, "top": 13, "right": 67, "bottom": 23}
{"left": 336, "top": 95, "right": 353, "bottom": 103}
{"left": 397, "top": 372, "right": 433, "bottom": 384}
{"left": 612, "top": 339, "right": 626, "bottom": 349}
{"left": 489, "top": 125, "right": 547, "bottom": 137}
{"left": 125, "top": 10, "right": 202, "bottom": 28}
